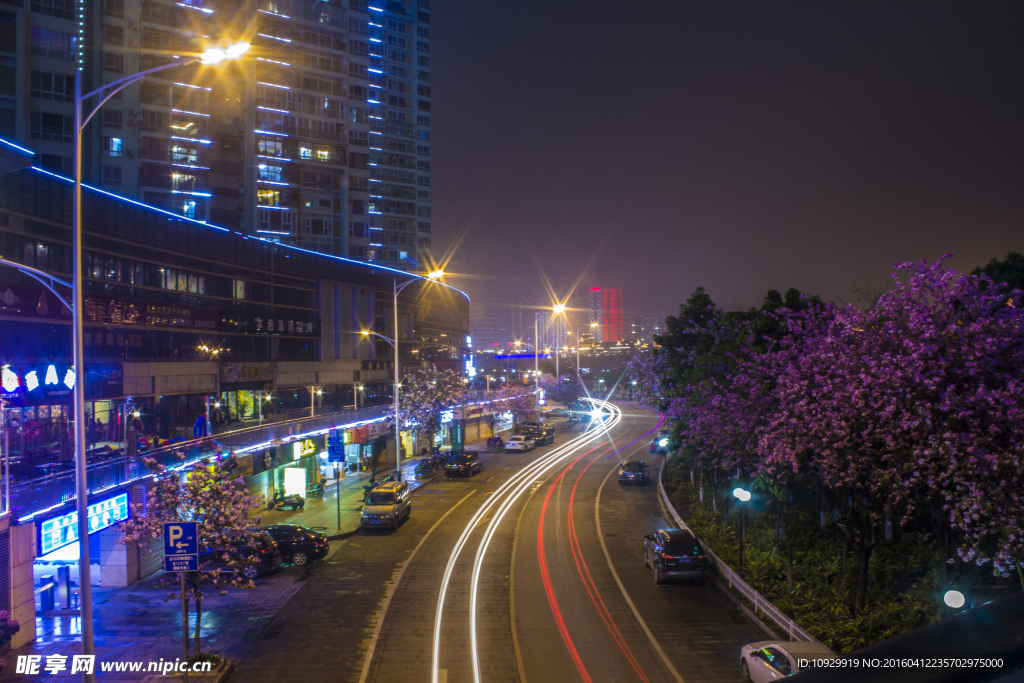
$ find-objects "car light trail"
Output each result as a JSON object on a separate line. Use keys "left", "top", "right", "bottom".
{"left": 431, "top": 399, "right": 619, "bottom": 683}
{"left": 564, "top": 420, "right": 663, "bottom": 683}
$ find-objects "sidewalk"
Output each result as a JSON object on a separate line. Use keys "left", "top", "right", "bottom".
{"left": 1, "top": 454, "right": 439, "bottom": 681}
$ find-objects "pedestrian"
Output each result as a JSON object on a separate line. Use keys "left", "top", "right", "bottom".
{"left": 193, "top": 413, "right": 207, "bottom": 439}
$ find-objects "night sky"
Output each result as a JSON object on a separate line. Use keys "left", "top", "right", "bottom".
{"left": 428, "top": 1, "right": 1024, "bottom": 325}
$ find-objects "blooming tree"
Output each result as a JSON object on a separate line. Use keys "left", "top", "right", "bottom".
{"left": 623, "top": 350, "right": 667, "bottom": 409}
{"left": 119, "top": 453, "right": 263, "bottom": 655}
{"left": 490, "top": 382, "right": 537, "bottom": 430}
{"left": 396, "top": 366, "right": 466, "bottom": 447}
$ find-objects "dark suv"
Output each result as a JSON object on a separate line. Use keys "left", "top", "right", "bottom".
{"left": 642, "top": 528, "right": 708, "bottom": 584}
{"left": 262, "top": 524, "right": 329, "bottom": 566}
{"left": 199, "top": 530, "right": 283, "bottom": 580}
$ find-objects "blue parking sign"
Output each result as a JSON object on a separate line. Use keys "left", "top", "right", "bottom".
{"left": 163, "top": 522, "right": 198, "bottom": 571}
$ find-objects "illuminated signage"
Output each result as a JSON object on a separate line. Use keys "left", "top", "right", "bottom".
{"left": 39, "top": 493, "right": 130, "bottom": 555}
{"left": 0, "top": 363, "right": 77, "bottom": 394}
{"left": 440, "top": 409, "right": 454, "bottom": 424}
{"left": 292, "top": 438, "right": 317, "bottom": 459}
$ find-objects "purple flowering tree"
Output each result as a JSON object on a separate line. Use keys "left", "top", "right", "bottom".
{"left": 396, "top": 366, "right": 467, "bottom": 448}
{"left": 119, "top": 454, "right": 263, "bottom": 656}
{"left": 623, "top": 350, "right": 667, "bottom": 409}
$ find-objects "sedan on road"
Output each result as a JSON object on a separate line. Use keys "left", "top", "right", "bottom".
{"left": 642, "top": 528, "right": 708, "bottom": 584}
{"left": 505, "top": 435, "right": 535, "bottom": 452}
{"left": 739, "top": 640, "right": 833, "bottom": 682}
{"left": 617, "top": 460, "right": 649, "bottom": 484}
{"left": 262, "top": 524, "right": 329, "bottom": 566}
{"left": 445, "top": 453, "right": 482, "bottom": 477}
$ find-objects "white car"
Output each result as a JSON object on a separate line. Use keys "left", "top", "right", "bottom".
{"left": 740, "top": 641, "right": 833, "bottom": 682}
{"left": 504, "top": 435, "right": 535, "bottom": 452}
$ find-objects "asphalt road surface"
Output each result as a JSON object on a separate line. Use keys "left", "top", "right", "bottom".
{"left": 233, "top": 401, "right": 763, "bottom": 682}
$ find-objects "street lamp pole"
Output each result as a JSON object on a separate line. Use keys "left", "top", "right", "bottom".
{"left": 363, "top": 270, "right": 443, "bottom": 482}
{"left": 72, "top": 44, "right": 248, "bottom": 672}
{"left": 534, "top": 314, "right": 540, "bottom": 412}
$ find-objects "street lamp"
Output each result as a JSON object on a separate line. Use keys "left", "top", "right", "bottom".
{"left": 733, "top": 486, "right": 751, "bottom": 572}
{"left": 308, "top": 386, "right": 323, "bottom": 417}
{"left": 71, "top": 42, "right": 249, "bottom": 668}
{"left": 359, "top": 269, "right": 443, "bottom": 482}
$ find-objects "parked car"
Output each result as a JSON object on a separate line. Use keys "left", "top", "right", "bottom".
{"left": 520, "top": 426, "right": 554, "bottom": 446}
{"left": 505, "top": 435, "right": 535, "bottom": 452}
{"left": 519, "top": 421, "right": 545, "bottom": 431}
{"left": 445, "top": 453, "right": 482, "bottom": 477}
{"left": 199, "top": 530, "right": 282, "bottom": 580}
{"left": 617, "top": 460, "right": 649, "bottom": 484}
{"left": 544, "top": 408, "right": 568, "bottom": 417}
{"left": 739, "top": 641, "right": 834, "bottom": 682}
{"left": 649, "top": 429, "right": 672, "bottom": 454}
{"left": 642, "top": 528, "right": 708, "bottom": 584}
{"left": 360, "top": 481, "right": 412, "bottom": 530}
{"left": 261, "top": 524, "right": 329, "bottom": 566}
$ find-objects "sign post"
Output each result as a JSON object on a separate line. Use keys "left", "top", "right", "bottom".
{"left": 164, "top": 522, "right": 198, "bottom": 680}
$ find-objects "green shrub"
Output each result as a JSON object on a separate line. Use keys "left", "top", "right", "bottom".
{"left": 665, "top": 480, "right": 943, "bottom": 653}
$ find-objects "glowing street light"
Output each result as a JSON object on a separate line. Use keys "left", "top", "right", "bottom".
{"left": 69, "top": 40, "right": 251, "bottom": 674}
{"left": 359, "top": 270, "right": 443, "bottom": 481}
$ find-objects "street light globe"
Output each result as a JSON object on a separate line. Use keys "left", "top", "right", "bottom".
{"left": 360, "top": 330, "right": 371, "bottom": 336}
{"left": 553, "top": 303, "right": 566, "bottom": 314}
{"left": 944, "top": 590, "right": 966, "bottom": 609}
{"left": 733, "top": 487, "right": 751, "bottom": 502}
{"left": 427, "top": 269, "right": 445, "bottom": 280}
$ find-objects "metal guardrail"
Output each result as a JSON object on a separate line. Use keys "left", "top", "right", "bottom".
{"left": 657, "top": 459, "right": 821, "bottom": 644}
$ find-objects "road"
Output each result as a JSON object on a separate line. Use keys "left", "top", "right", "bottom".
{"left": 232, "top": 402, "right": 764, "bottom": 682}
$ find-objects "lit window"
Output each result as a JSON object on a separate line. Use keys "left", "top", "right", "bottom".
{"left": 258, "top": 189, "right": 281, "bottom": 206}
{"left": 299, "top": 146, "right": 312, "bottom": 159}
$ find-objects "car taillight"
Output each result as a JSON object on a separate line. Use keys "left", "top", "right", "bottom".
{"left": 259, "top": 548, "right": 270, "bottom": 555}
{"left": 661, "top": 554, "right": 675, "bottom": 560}
{"left": 695, "top": 555, "right": 705, "bottom": 561}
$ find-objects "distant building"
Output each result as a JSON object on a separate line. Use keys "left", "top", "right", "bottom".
{"left": 628, "top": 314, "right": 660, "bottom": 343}
{"left": 470, "top": 300, "right": 527, "bottom": 349}
{"left": 534, "top": 311, "right": 566, "bottom": 352}
{"left": 601, "top": 289, "right": 623, "bottom": 342}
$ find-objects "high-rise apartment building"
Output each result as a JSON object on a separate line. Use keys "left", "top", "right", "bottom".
{"left": 2, "top": 0, "right": 432, "bottom": 270}
{"left": 588, "top": 287, "right": 623, "bottom": 342}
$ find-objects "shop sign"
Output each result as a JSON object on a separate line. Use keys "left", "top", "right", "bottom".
{"left": 293, "top": 438, "right": 317, "bottom": 459}
{"left": 38, "top": 492, "right": 130, "bottom": 555}
{"left": 219, "top": 362, "right": 277, "bottom": 383}
{"left": 1, "top": 362, "right": 76, "bottom": 397}
{"left": 219, "top": 309, "right": 319, "bottom": 337}
{"left": 440, "top": 409, "right": 454, "bottom": 424}
{"left": 0, "top": 281, "right": 73, "bottom": 321}
{"left": 84, "top": 296, "right": 218, "bottom": 331}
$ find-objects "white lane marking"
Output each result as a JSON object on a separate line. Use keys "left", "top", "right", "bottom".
{"left": 594, "top": 421, "right": 685, "bottom": 683}
{"left": 358, "top": 490, "right": 476, "bottom": 683}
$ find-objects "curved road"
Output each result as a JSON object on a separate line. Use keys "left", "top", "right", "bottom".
{"left": 363, "top": 402, "right": 763, "bottom": 683}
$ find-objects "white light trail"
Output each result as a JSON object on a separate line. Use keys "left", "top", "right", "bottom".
{"left": 431, "top": 398, "right": 618, "bottom": 683}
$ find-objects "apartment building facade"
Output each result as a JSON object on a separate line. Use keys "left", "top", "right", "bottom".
{"left": 0, "top": 0, "right": 432, "bottom": 269}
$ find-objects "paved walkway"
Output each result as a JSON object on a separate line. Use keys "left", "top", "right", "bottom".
{"left": 0, "top": 452, "right": 456, "bottom": 681}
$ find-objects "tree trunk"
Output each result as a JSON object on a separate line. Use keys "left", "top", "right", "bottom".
{"left": 884, "top": 497, "right": 893, "bottom": 541}
{"left": 784, "top": 502, "right": 794, "bottom": 592}
{"left": 711, "top": 468, "right": 718, "bottom": 513}
{"left": 194, "top": 595, "right": 203, "bottom": 655}
{"left": 854, "top": 541, "right": 873, "bottom": 613}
